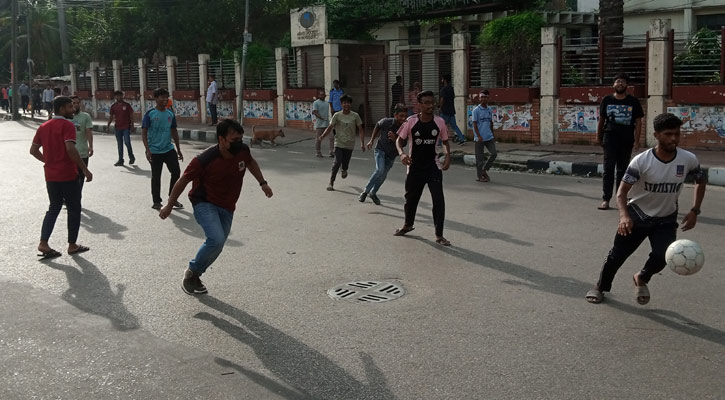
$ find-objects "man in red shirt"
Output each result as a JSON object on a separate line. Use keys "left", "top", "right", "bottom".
{"left": 107, "top": 90, "right": 136, "bottom": 166}
{"left": 159, "top": 119, "right": 273, "bottom": 294}
{"left": 30, "top": 96, "right": 93, "bottom": 259}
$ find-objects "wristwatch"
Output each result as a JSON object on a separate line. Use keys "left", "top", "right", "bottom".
{"left": 690, "top": 207, "right": 701, "bottom": 215}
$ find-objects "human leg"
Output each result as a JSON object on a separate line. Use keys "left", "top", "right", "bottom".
{"left": 150, "top": 153, "right": 164, "bottom": 205}
{"left": 595, "top": 224, "right": 648, "bottom": 292}
{"left": 483, "top": 140, "right": 498, "bottom": 171}
{"left": 403, "top": 172, "right": 427, "bottom": 229}
{"left": 315, "top": 128, "right": 324, "bottom": 156}
{"left": 371, "top": 154, "right": 396, "bottom": 195}
{"left": 189, "top": 202, "right": 233, "bottom": 275}
{"left": 40, "top": 181, "right": 65, "bottom": 245}
{"left": 209, "top": 103, "right": 218, "bottom": 125}
{"left": 614, "top": 146, "right": 633, "bottom": 197}
{"left": 427, "top": 169, "right": 446, "bottom": 238}
{"left": 364, "top": 149, "right": 387, "bottom": 194}
{"left": 123, "top": 129, "right": 135, "bottom": 163}
{"left": 638, "top": 219, "right": 678, "bottom": 284}
{"left": 447, "top": 114, "right": 465, "bottom": 143}
{"left": 61, "top": 180, "right": 83, "bottom": 247}
{"left": 77, "top": 157, "right": 89, "bottom": 195}
{"left": 474, "top": 140, "right": 485, "bottom": 180}
{"left": 114, "top": 129, "right": 125, "bottom": 163}
{"left": 601, "top": 144, "right": 618, "bottom": 204}
{"left": 340, "top": 148, "right": 353, "bottom": 174}
{"left": 329, "top": 147, "right": 343, "bottom": 186}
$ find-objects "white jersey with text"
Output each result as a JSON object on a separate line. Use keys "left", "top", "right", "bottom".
{"left": 622, "top": 148, "right": 702, "bottom": 219}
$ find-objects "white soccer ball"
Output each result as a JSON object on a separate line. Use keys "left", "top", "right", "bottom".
{"left": 666, "top": 239, "right": 705, "bottom": 276}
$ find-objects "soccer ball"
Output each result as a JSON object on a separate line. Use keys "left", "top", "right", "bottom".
{"left": 666, "top": 239, "right": 705, "bottom": 276}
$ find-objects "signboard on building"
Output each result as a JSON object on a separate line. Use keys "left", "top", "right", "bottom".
{"left": 290, "top": 6, "right": 328, "bottom": 47}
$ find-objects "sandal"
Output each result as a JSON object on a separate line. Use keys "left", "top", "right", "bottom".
{"left": 633, "top": 275, "right": 650, "bottom": 305}
{"left": 597, "top": 201, "right": 610, "bottom": 210}
{"left": 68, "top": 245, "right": 90, "bottom": 255}
{"left": 586, "top": 289, "right": 604, "bottom": 304}
{"left": 37, "top": 249, "right": 62, "bottom": 260}
{"left": 435, "top": 237, "right": 451, "bottom": 247}
{"left": 393, "top": 226, "right": 415, "bottom": 236}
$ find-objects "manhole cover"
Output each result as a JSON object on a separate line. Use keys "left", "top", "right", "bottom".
{"left": 327, "top": 281, "right": 405, "bottom": 303}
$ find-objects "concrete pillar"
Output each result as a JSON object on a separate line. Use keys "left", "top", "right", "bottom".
{"left": 89, "top": 61, "right": 99, "bottom": 118}
{"left": 234, "top": 51, "right": 242, "bottom": 122}
{"left": 198, "top": 54, "right": 210, "bottom": 124}
{"left": 323, "top": 43, "right": 339, "bottom": 98}
{"left": 276, "top": 47, "right": 289, "bottom": 127}
{"left": 165, "top": 56, "right": 177, "bottom": 99}
{"left": 646, "top": 19, "right": 672, "bottom": 147}
{"left": 683, "top": 7, "right": 695, "bottom": 36}
{"left": 452, "top": 33, "right": 469, "bottom": 139}
{"left": 112, "top": 59, "right": 122, "bottom": 91}
{"left": 138, "top": 58, "right": 147, "bottom": 115}
{"left": 539, "top": 26, "right": 560, "bottom": 145}
{"left": 69, "top": 64, "right": 77, "bottom": 94}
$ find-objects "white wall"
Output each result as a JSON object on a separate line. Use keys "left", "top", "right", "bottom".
{"left": 577, "top": 0, "right": 597, "bottom": 13}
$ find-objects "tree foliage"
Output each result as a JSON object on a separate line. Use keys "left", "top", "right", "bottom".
{"left": 674, "top": 28, "right": 722, "bottom": 84}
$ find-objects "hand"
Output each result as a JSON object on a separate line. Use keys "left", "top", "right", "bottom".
{"left": 261, "top": 183, "right": 273, "bottom": 198}
{"left": 400, "top": 154, "right": 412, "bottom": 166}
{"left": 83, "top": 169, "right": 93, "bottom": 183}
{"left": 158, "top": 205, "right": 173, "bottom": 219}
{"left": 681, "top": 211, "right": 697, "bottom": 231}
{"left": 361, "top": 144, "right": 366, "bottom": 152}
{"left": 440, "top": 154, "right": 451, "bottom": 171}
{"left": 633, "top": 144, "right": 640, "bottom": 152}
{"left": 145, "top": 149, "right": 152, "bottom": 162}
{"left": 617, "top": 215, "right": 633, "bottom": 236}
{"left": 387, "top": 131, "right": 396, "bottom": 140}
{"left": 177, "top": 150, "right": 184, "bottom": 162}
{"left": 88, "top": 146, "right": 93, "bottom": 157}
{"left": 366, "top": 141, "right": 373, "bottom": 150}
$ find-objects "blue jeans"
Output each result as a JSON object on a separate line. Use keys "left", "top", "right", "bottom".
{"left": 440, "top": 113, "right": 465, "bottom": 142}
{"left": 115, "top": 129, "right": 134, "bottom": 162}
{"left": 189, "top": 202, "right": 234, "bottom": 275}
{"left": 364, "top": 149, "right": 396, "bottom": 195}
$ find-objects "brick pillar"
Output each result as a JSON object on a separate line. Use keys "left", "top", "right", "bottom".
{"left": 646, "top": 19, "right": 672, "bottom": 147}
{"left": 198, "top": 54, "right": 210, "bottom": 124}
{"left": 276, "top": 47, "right": 289, "bottom": 127}
{"left": 539, "top": 27, "right": 560, "bottom": 145}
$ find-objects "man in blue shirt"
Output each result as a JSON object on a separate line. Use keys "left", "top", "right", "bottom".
{"left": 328, "top": 79, "right": 343, "bottom": 115}
{"left": 472, "top": 90, "right": 497, "bottom": 182}
{"left": 142, "top": 88, "right": 184, "bottom": 210}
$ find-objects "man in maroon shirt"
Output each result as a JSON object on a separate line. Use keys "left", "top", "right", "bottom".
{"left": 159, "top": 119, "right": 273, "bottom": 294}
{"left": 30, "top": 96, "right": 93, "bottom": 259}
{"left": 108, "top": 90, "right": 136, "bottom": 166}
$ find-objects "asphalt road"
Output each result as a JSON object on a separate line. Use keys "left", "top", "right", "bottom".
{"left": 1, "top": 119, "right": 724, "bottom": 399}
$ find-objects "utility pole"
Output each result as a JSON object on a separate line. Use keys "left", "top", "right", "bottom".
{"left": 11, "top": 0, "right": 21, "bottom": 120}
{"left": 26, "top": 3, "right": 34, "bottom": 82}
{"left": 57, "top": 0, "right": 70, "bottom": 75}
{"left": 238, "top": 0, "right": 250, "bottom": 124}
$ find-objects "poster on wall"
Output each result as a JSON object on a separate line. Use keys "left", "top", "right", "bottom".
{"left": 244, "top": 101, "right": 274, "bottom": 119}
{"left": 286, "top": 101, "right": 312, "bottom": 121}
{"left": 559, "top": 105, "right": 599, "bottom": 133}
{"left": 668, "top": 106, "right": 725, "bottom": 138}
{"left": 467, "top": 104, "right": 531, "bottom": 131}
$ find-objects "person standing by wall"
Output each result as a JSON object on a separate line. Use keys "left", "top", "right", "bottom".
{"left": 19, "top": 82, "right": 31, "bottom": 114}
{"left": 596, "top": 73, "right": 644, "bottom": 211}
{"left": 439, "top": 74, "right": 465, "bottom": 145}
{"left": 108, "top": 91, "right": 135, "bottom": 166}
{"left": 206, "top": 74, "right": 218, "bottom": 126}
{"left": 390, "top": 76, "right": 403, "bottom": 116}
{"left": 472, "top": 90, "right": 497, "bottom": 182}
{"left": 328, "top": 79, "right": 343, "bottom": 117}
{"left": 70, "top": 95, "right": 93, "bottom": 197}
{"left": 32, "top": 84, "right": 43, "bottom": 117}
{"left": 312, "top": 90, "right": 333, "bottom": 158}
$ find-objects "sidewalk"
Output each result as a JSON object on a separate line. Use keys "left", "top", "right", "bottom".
{"left": 5, "top": 110, "right": 725, "bottom": 186}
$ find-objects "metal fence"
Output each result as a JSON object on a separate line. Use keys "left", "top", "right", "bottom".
{"left": 286, "top": 47, "right": 324, "bottom": 89}
{"left": 208, "top": 58, "right": 236, "bottom": 89}
{"left": 121, "top": 64, "right": 140, "bottom": 89}
{"left": 468, "top": 45, "right": 539, "bottom": 88}
{"left": 76, "top": 70, "right": 91, "bottom": 91}
{"left": 175, "top": 61, "right": 200, "bottom": 90}
{"left": 146, "top": 64, "right": 167, "bottom": 91}
{"left": 672, "top": 29, "right": 723, "bottom": 85}
{"left": 97, "top": 66, "right": 114, "bottom": 90}
{"left": 561, "top": 35, "right": 647, "bottom": 86}
{"left": 245, "top": 56, "right": 276, "bottom": 89}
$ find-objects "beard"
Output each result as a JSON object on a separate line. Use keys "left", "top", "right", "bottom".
{"left": 614, "top": 86, "right": 627, "bottom": 94}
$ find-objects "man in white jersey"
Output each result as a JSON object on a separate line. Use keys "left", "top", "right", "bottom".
{"left": 586, "top": 113, "right": 706, "bottom": 305}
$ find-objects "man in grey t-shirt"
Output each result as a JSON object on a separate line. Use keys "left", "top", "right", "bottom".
{"left": 312, "top": 90, "right": 332, "bottom": 158}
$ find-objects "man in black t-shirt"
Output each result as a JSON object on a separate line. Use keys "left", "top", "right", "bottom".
{"left": 439, "top": 74, "right": 465, "bottom": 144}
{"left": 597, "top": 73, "right": 644, "bottom": 210}
{"left": 390, "top": 76, "right": 403, "bottom": 116}
{"left": 394, "top": 91, "right": 452, "bottom": 246}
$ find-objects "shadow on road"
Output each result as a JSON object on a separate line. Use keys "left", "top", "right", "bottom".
{"left": 498, "top": 181, "right": 601, "bottom": 201}
{"left": 166, "top": 209, "right": 244, "bottom": 247}
{"left": 81, "top": 208, "right": 128, "bottom": 240}
{"left": 195, "top": 296, "right": 397, "bottom": 400}
{"left": 410, "top": 237, "right": 725, "bottom": 347}
{"left": 119, "top": 165, "right": 152, "bottom": 177}
{"left": 45, "top": 256, "right": 139, "bottom": 331}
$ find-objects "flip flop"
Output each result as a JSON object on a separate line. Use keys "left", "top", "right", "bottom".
{"left": 597, "top": 202, "right": 610, "bottom": 210}
{"left": 68, "top": 245, "right": 90, "bottom": 255}
{"left": 393, "top": 226, "right": 415, "bottom": 236}
{"left": 37, "top": 249, "right": 62, "bottom": 260}
{"left": 435, "top": 237, "right": 451, "bottom": 247}
{"left": 586, "top": 289, "right": 604, "bottom": 304}
{"left": 633, "top": 276, "right": 650, "bottom": 305}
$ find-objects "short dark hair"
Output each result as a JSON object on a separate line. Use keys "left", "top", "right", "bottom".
{"left": 653, "top": 113, "right": 683, "bottom": 132}
{"left": 613, "top": 73, "right": 630, "bottom": 83}
{"left": 417, "top": 90, "right": 434, "bottom": 102}
{"left": 480, "top": 89, "right": 490, "bottom": 96}
{"left": 393, "top": 105, "right": 407, "bottom": 114}
{"left": 442, "top": 74, "right": 451, "bottom": 83}
{"left": 114, "top": 90, "right": 123, "bottom": 96}
{"left": 69, "top": 95, "right": 79, "bottom": 101}
{"left": 153, "top": 88, "right": 169, "bottom": 98}
{"left": 340, "top": 95, "right": 352, "bottom": 103}
{"left": 53, "top": 96, "right": 72, "bottom": 113}
{"left": 216, "top": 119, "right": 244, "bottom": 139}
{"left": 209, "top": 74, "right": 215, "bottom": 79}
{"left": 333, "top": 79, "right": 340, "bottom": 85}
{"left": 396, "top": 76, "right": 402, "bottom": 81}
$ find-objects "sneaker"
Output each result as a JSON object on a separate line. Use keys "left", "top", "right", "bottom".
{"left": 129, "top": 156, "right": 135, "bottom": 164}
{"left": 458, "top": 140, "right": 466, "bottom": 146}
{"left": 369, "top": 194, "right": 381, "bottom": 205}
{"left": 341, "top": 170, "right": 348, "bottom": 179}
{"left": 173, "top": 201, "right": 184, "bottom": 209}
{"left": 114, "top": 160, "right": 124, "bottom": 166}
{"left": 152, "top": 203, "right": 163, "bottom": 210}
{"left": 182, "top": 269, "right": 208, "bottom": 295}
{"left": 358, "top": 192, "right": 367, "bottom": 202}
{"left": 329, "top": 153, "right": 335, "bottom": 158}
{"left": 316, "top": 153, "right": 324, "bottom": 158}
{"left": 326, "top": 184, "right": 334, "bottom": 191}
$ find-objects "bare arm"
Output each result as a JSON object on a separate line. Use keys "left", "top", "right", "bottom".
{"left": 319, "top": 119, "right": 335, "bottom": 139}
{"left": 172, "top": 128, "right": 183, "bottom": 161}
{"left": 86, "top": 128, "right": 94, "bottom": 157}
{"left": 107, "top": 111, "right": 114, "bottom": 127}
{"left": 247, "top": 157, "right": 273, "bottom": 198}
{"left": 142, "top": 128, "right": 151, "bottom": 161}
{"left": 358, "top": 124, "right": 366, "bottom": 152}
{"left": 596, "top": 118, "right": 605, "bottom": 145}
{"left": 634, "top": 117, "right": 643, "bottom": 149}
{"left": 681, "top": 176, "right": 707, "bottom": 231}
{"left": 30, "top": 143, "right": 44, "bottom": 162}
{"left": 367, "top": 124, "right": 381, "bottom": 148}
{"left": 616, "top": 182, "right": 633, "bottom": 235}
{"left": 159, "top": 175, "right": 192, "bottom": 218}
{"left": 65, "top": 142, "right": 92, "bottom": 182}
{"left": 440, "top": 140, "right": 451, "bottom": 171}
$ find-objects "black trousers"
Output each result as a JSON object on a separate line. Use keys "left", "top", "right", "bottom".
{"left": 41, "top": 180, "right": 82, "bottom": 244}
{"left": 330, "top": 147, "right": 353, "bottom": 183}
{"left": 596, "top": 208, "right": 678, "bottom": 292}
{"left": 404, "top": 168, "right": 445, "bottom": 237}
{"left": 21, "top": 95, "right": 29, "bottom": 112}
{"left": 151, "top": 149, "right": 180, "bottom": 204}
{"left": 77, "top": 157, "right": 89, "bottom": 196}
{"left": 602, "top": 143, "right": 632, "bottom": 201}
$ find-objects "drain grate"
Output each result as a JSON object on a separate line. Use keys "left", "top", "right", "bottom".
{"left": 327, "top": 281, "right": 405, "bottom": 303}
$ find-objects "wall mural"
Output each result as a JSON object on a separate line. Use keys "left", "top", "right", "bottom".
{"left": 285, "top": 101, "right": 312, "bottom": 121}
{"left": 207, "top": 101, "right": 234, "bottom": 119}
{"left": 467, "top": 104, "right": 533, "bottom": 131}
{"left": 173, "top": 100, "right": 200, "bottom": 118}
{"left": 244, "top": 100, "right": 274, "bottom": 119}
{"left": 668, "top": 106, "right": 725, "bottom": 138}
{"left": 82, "top": 100, "right": 93, "bottom": 114}
{"left": 559, "top": 105, "right": 599, "bottom": 133}
{"left": 96, "top": 99, "right": 114, "bottom": 116}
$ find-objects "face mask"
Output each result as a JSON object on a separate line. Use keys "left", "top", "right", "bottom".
{"left": 228, "top": 140, "right": 244, "bottom": 154}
